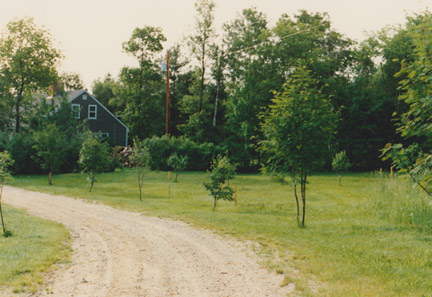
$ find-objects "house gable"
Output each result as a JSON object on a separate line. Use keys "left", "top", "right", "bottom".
{"left": 68, "top": 90, "right": 129, "bottom": 146}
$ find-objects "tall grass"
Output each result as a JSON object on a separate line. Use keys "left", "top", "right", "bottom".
{"left": 370, "top": 173, "right": 432, "bottom": 232}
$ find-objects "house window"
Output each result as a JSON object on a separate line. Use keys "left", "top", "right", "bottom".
{"left": 82, "top": 94, "right": 87, "bottom": 100}
{"left": 72, "top": 104, "right": 80, "bottom": 119}
{"left": 100, "top": 132, "right": 109, "bottom": 138}
{"left": 88, "top": 105, "right": 97, "bottom": 119}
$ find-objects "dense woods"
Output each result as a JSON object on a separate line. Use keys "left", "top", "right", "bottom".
{"left": 0, "top": 5, "right": 431, "bottom": 177}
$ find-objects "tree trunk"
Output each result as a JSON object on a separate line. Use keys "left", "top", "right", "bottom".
{"left": 213, "top": 197, "right": 217, "bottom": 211}
{"left": 338, "top": 175, "right": 341, "bottom": 186}
{"left": 301, "top": 172, "right": 307, "bottom": 227}
{"left": 138, "top": 171, "right": 142, "bottom": 200}
{"left": 199, "top": 43, "right": 206, "bottom": 112}
{"left": 293, "top": 183, "right": 300, "bottom": 225}
{"left": 48, "top": 171, "right": 53, "bottom": 185}
{"left": 0, "top": 183, "right": 5, "bottom": 233}
{"left": 410, "top": 173, "right": 432, "bottom": 197}
{"left": 15, "top": 95, "right": 22, "bottom": 133}
{"left": 15, "top": 80, "right": 25, "bottom": 133}
{"left": 213, "top": 79, "right": 220, "bottom": 127}
{"left": 213, "top": 54, "right": 221, "bottom": 127}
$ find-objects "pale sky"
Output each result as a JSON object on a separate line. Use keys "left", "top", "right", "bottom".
{"left": 0, "top": 0, "right": 430, "bottom": 89}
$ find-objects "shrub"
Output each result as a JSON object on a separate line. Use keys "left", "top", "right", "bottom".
{"left": 142, "top": 135, "right": 222, "bottom": 171}
{"left": 203, "top": 155, "right": 236, "bottom": 211}
{"left": 129, "top": 139, "right": 150, "bottom": 200}
{"left": 8, "top": 132, "right": 40, "bottom": 174}
{"left": 78, "top": 133, "right": 112, "bottom": 192}
{"left": 167, "top": 153, "right": 188, "bottom": 182}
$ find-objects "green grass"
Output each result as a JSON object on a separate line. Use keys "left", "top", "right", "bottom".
{"left": 0, "top": 204, "right": 71, "bottom": 294}
{"left": 11, "top": 170, "right": 432, "bottom": 296}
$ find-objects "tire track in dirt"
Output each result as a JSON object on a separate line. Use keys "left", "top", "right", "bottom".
{"left": 4, "top": 186, "right": 293, "bottom": 297}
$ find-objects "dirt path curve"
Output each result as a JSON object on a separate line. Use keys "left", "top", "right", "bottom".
{"left": 4, "top": 186, "right": 292, "bottom": 297}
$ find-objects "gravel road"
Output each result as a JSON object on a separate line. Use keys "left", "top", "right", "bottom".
{"left": 3, "top": 186, "right": 292, "bottom": 297}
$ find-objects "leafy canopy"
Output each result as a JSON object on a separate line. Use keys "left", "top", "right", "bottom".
{"left": 203, "top": 155, "right": 236, "bottom": 211}
{"left": 78, "top": 133, "right": 111, "bottom": 192}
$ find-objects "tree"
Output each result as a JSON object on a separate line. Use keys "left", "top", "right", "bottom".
{"left": 0, "top": 151, "right": 14, "bottom": 236}
{"left": 167, "top": 153, "right": 188, "bottom": 182}
{"left": 203, "top": 155, "right": 236, "bottom": 211}
{"left": 129, "top": 139, "right": 150, "bottom": 200}
{"left": 78, "top": 133, "right": 111, "bottom": 192}
{"left": 32, "top": 124, "right": 67, "bottom": 185}
{"left": 383, "top": 12, "right": 432, "bottom": 197}
{"left": 259, "top": 65, "right": 337, "bottom": 226}
{"left": 0, "top": 17, "right": 61, "bottom": 132}
{"left": 91, "top": 74, "right": 119, "bottom": 109}
{"left": 332, "top": 151, "right": 351, "bottom": 186}
{"left": 121, "top": 26, "right": 167, "bottom": 139}
{"left": 188, "top": 0, "right": 216, "bottom": 112}
{"left": 221, "top": 8, "right": 275, "bottom": 170}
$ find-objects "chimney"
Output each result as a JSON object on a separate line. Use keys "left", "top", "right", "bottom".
{"left": 51, "top": 82, "right": 64, "bottom": 97}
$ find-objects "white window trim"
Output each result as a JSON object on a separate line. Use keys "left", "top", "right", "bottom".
{"left": 72, "top": 104, "right": 80, "bottom": 119}
{"left": 82, "top": 94, "right": 87, "bottom": 100}
{"left": 88, "top": 105, "right": 97, "bottom": 120}
{"left": 101, "top": 132, "right": 109, "bottom": 138}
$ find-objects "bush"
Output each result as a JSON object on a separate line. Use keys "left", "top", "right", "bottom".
{"left": 8, "top": 132, "right": 40, "bottom": 174}
{"left": 142, "top": 135, "right": 222, "bottom": 171}
{"left": 203, "top": 155, "right": 236, "bottom": 211}
{"left": 79, "top": 133, "right": 113, "bottom": 192}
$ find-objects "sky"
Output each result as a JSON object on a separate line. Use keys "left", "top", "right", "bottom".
{"left": 0, "top": 0, "right": 431, "bottom": 89}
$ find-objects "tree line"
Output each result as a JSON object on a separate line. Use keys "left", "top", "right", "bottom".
{"left": 0, "top": 1, "right": 431, "bottom": 176}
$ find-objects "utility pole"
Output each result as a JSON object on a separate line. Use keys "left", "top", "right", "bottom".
{"left": 165, "top": 51, "right": 170, "bottom": 136}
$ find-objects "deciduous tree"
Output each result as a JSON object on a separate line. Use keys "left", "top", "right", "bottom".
{"left": 259, "top": 65, "right": 337, "bottom": 226}
{"left": 203, "top": 155, "right": 236, "bottom": 211}
{"left": 32, "top": 124, "right": 67, "bottom": 185}
{"left": 129, "top": 139, "right": 150, "bottom": 200}
{"left": 79, "top": 133, "right": 111, "bottom": 192}
{"left": 0, "top": 18, "right": 61, "bottom": 132}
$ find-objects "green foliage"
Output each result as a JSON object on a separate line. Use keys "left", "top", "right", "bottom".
{"left": 119, "top": 26, "right": 167, "bottom": 140}
{"left": 32, "top": 124, "right": 67, "bottom": 185}
{"left": 167, "top": 153, "right": 188, "bottom": 182}
{"left": 78, "top": 133, "right": 112, "bottom": 192}
{"left": 122, "top": 26, "right": 166, "bottom": 63}
{"left": 0, "top": 151, "right": 14, "bottom": 182}
{"left": 382, "top": 143, "right": 432, "bottom": 196}
{"left": 384, "top": 12, "right": 432, "bottom": 197}
{"left": 332, "top": 151, "right": 351, "bottom": 185}
{"left": 8, "top": 132, "right": 40, "bottom": 174}
{"left": 332, "top": 151, "right": 351, "bottom": 172}
{"left": 0, "top": 151, "right": 14, "bottom": 234}
{"left": 203, "top": 155, "right": 236, "bottom": 211}
{"left": 129, "top": 139, "right": 150, "bottom": 200}
{"left": 259, "top": 64, "right": 338, "bottom": 226}
{"left": 0, "top": 17, "right": 61, "bottom": 132}
{"left": 91, "top": 74, "right": 118, "bottom": 109}
{"left": 142, "top": 135, "right": 221, "bottom": 171}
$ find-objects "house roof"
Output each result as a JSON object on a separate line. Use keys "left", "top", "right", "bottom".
{"left": 67, "top": 89, "right": 129, "bottom": 132}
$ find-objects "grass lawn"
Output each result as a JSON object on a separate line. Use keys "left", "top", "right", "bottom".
{"left": 0, "top": 204, "right": 71, "bottom": 294}
{"left": 11, "top": 170, "right": 432, "bottom": 296}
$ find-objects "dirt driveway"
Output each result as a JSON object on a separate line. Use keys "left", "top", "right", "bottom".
{"left": 4, "top": 186, "right": 292, "bottom": 297}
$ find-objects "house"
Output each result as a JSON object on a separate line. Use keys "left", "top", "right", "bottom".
{"left": 67, "top": 89, "right": 129, "bottom": 146}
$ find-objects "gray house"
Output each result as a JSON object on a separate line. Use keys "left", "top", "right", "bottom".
{"left": 68, "top": 89, "right": 129, "bottom": 146}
